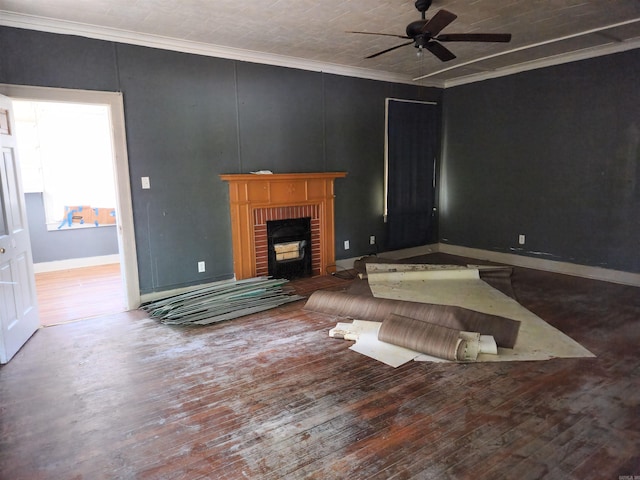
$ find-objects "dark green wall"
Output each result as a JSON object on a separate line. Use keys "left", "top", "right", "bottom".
{"left": 1, "top": 27, "right": 441, "bottom": 293}
{"left": 441, "top": 49, "right": 640, "bottom": 273}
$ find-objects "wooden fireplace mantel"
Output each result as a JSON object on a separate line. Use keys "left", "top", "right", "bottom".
{"left": 220, "top": 172, "right": 347, "bottom": 279}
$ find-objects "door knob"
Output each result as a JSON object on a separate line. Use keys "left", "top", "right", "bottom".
{"left": 0, "top": 248, "right": 5, "bottom": 253}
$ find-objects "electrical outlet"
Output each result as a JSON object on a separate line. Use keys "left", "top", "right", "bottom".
{"left": 141, "top": 176, "right": 150, "bottom": 189}
{"left": 518, "top": 234, "right": 526, "bottom": 245}
{"left": 344, "top": 240, "right": 350, "bottom": 250}
{"left": 198, "top": 261, "right": 206, "bottom": 273}
{"left": 370, "top": 235, "right": 376, "bottom": 245}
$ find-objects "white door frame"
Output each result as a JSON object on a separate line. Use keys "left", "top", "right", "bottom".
{"left": 0, "top": 84, "right": 140, "bottom": 310}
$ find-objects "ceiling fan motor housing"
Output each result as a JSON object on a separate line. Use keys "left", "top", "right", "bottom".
{"left": 407, "top": 20, "right": 430, "bottom": 38}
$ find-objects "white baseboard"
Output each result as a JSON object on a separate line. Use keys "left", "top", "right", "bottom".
{"left": 438, "top": 243, "right": 640, "bottom": 287}
{"left": 335, "top": 243, "right": 640, "bottom": 287}
{"left": 377, "top": 244, "right": 440, "bottom": 260}
{"left": 34, "top": 254, "right": 121, "bottom": 273}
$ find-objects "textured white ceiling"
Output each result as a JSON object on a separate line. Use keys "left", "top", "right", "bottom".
{"left": 2, "top": 0, "right": 640, "bottom": 86}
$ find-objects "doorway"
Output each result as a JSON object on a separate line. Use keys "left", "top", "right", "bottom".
{"left": 14, "top": 99, "right": 124, "bottom": 325}
{"left": 0, "top": 84, "right": 140, "bottom": 324}
{"left": 384, "top": 98, "right": 439, "bottom": 250}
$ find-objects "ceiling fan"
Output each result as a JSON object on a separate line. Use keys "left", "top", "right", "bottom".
{"left": 350, "top": 0, "right": 512, "bottom": 61}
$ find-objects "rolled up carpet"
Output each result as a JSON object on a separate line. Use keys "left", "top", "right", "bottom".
{"left": 304, "top": 290, "right": 519, "bottom": 348}
{"left": 378, "top": 313, "right": 480, "bottom": 361}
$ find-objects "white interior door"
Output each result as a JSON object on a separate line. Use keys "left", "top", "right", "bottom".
{"left": 0, "top": 94, "right": 40, "bottom": 364}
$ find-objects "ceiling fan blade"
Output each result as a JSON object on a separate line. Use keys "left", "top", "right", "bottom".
{"left": 348, "top": 31, "right": 410, "bottom": 39}
{"left": 365, "top": 41, "right": 414, "bottom": 59}
{"left": 436, "top": 33, "right": 512, "bottom": 42}
{"left": 425, "top": 41, "right": 456, "bottom": 62}
{"left": 422, "top": 9, "right": 458, "bottom": 36}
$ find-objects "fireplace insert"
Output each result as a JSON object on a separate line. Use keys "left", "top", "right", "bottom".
{"left": 267, "top": 217, "right": 312, "bottom": 279}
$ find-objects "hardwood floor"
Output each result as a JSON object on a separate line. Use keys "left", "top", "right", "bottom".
{"left": 1, "top": 254, "right": 639, "bottom": 479}
{"left": 35, "top": 263, "right": 127, "bottom": 326}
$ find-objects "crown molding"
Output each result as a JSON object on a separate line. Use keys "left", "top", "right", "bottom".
{"left": 440, "top": 39, "right": 640, "bottom": 88}
{"left": 418, "top": 17, "right": 640, "bottom": 87}
{"left": 3, "top": 11, "right": 637, "bottom": 90}
{"left": 0, "top": 11, "right": 444, "bottom": 88}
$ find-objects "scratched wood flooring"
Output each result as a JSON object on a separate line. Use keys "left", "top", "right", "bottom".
{"left": 1, "top": 253, "right": 639, "bottom": 479}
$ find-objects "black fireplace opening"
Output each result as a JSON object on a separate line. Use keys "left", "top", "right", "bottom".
{"left": 267, "top": 217, "right": 312, "bottom": 280}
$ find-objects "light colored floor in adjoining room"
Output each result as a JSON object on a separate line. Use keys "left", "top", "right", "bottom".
{"left": 35, "top": 263, "right": 128, "bottom": 326}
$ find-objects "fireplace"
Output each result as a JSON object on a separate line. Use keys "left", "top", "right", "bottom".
{"left": 267, "top": 217, "right": 312, "bottom": 279}
{"left": 253, "top": 205, "right": 320, "bottom": 278}
{"left": 220, "top": 172, "right": 347, "bottom": 280}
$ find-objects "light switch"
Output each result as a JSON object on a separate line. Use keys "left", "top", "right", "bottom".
{"left": 141, "top": 177, "right": 150, "bottom": 189}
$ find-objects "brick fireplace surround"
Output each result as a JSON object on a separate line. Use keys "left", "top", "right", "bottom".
{"left": 220, "top": 173, "right": 347, "bottom": 280}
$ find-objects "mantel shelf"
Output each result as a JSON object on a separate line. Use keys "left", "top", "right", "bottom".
{"left": 220, "top": 172, "right": 347, "bottom": 182}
